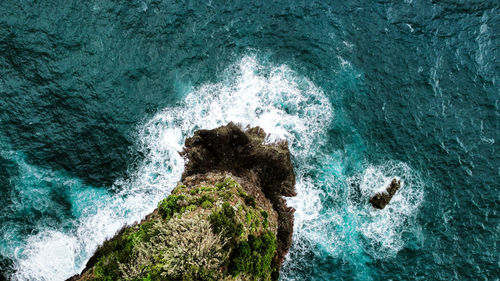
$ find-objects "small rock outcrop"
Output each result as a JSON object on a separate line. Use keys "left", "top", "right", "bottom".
{"left": 369, "top": 178, "right": 401, "bottom": 209}
{"left": 67, "top": 123, "right": 296, "bottom": 281}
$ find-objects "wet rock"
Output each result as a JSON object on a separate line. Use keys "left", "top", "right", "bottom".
{"left": 369, "top": 178, "right": 401, "bottom": 209}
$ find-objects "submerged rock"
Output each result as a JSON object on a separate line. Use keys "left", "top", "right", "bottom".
{"left": 68, "top": 123, "right": 296, "bottom": 281}
{"left": 369, "top": 178, "right": 401, "bottom": 209}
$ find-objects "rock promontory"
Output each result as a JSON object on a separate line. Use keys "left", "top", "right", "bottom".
{"left": 68, "top": 122, "right": 296, "bottom": 281}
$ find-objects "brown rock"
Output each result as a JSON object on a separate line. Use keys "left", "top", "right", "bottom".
{"left": 369, "top": 178, "right": 401, "bottom": 209}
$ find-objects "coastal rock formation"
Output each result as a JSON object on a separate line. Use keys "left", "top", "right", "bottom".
{"left": 68, "top": 123, "right": 296, "bottom": 281}
{"left": 369, "top": 178, "right": 401, "bottom": 209}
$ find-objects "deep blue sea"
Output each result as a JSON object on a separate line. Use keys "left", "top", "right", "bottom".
{"left": 0, "top": 1, "right": 498, "bottom": 280}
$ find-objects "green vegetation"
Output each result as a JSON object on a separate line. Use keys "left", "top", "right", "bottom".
{"left": 158, "top": 191, "right": 215, "bottom": 219}
{"left": 197, "top": 194, "right": 215, "bottom": 206}
{"left": 201, "top": 200, "right": 213, "bottom": 209}
{"left": 158, "top": 194, "right": 185, "bottom": 220}
{"left": 237, "top": 186, "right": 256, "bottom": 207}
{"left": 85, "top": 176, "right": 278, "bottom": 281}
{"left": 216, "top": 177, "right": 239, "bottom": 190}
{"left": 94, "top": 217, "right": 228, "bottom": 281}
{"left": 208, "top": 202, "right": 244, "bottom": 243}
{"left": 261, "top": 210, "right": 269, "bottom": 229}
{"left": 230, "top": 231, "right": 277, "bottom": 280}
{"left": 92, "top": 222, "right": 157, "bottom": 280}
{"left": 127, "top": 217, "right": 227, "bottom": 281}
{"left": 220, "top": 190, "right": 233, "bottom": 201}
{"left": 186, "top": 204, "right": 197, "bottom": 212}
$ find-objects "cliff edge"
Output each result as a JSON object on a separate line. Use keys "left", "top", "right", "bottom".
{"left": 68, "top": 123, "right": 296, "bottom": 281}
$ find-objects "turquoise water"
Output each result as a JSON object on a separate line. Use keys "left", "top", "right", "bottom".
{"left": 0, "top": 1, "right": 498, "bottom": 280}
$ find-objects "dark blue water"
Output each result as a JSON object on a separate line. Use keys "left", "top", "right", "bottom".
{"left": 0, "top": 1, "right": 498, "bottom": 280}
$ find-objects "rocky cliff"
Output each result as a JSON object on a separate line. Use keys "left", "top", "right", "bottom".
{"left": 68, "top": 123, "right": 296, "bottom": 281}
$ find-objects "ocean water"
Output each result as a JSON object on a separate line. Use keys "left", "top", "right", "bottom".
{"left": 0, "top": 1, "right": 498, "bottom": 280}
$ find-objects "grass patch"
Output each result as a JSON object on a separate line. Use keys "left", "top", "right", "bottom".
{"left": 201, "top": 200, "right": 213, "bottom": 209}
{"left": 88, "top": 176, "right": 277, "bottom": 281}
{"left": 209, "top": 202, "right": 244, "bottom": 244}
{"left": 229, "top": 231, "right": 277, "bottom": 280}
{"left": 157, "top": 195, "right": 186, "bottom": 220}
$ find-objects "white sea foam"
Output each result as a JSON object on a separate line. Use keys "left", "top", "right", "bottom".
{"left": 281, "top": 158, "right": 425, "bottom": 281}
{"left": 348, "top": 161, "right": 425, "bottom": 258}
{"left": 15, "top": 231, "right": 80, "bottom": 280}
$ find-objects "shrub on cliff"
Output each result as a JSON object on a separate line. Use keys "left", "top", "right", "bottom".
{"left": 117, "top": 217, "right": 228, "bottom": 281}
{"left": 81, "top": 175, "right": 278, "bottom": 281}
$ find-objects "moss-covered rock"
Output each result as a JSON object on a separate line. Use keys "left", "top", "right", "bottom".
{"left": 68, "top": 123, "right": 296, "bottom": 281}
{"left": 70, "top": 175, "right": 278, "bottom": 281}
